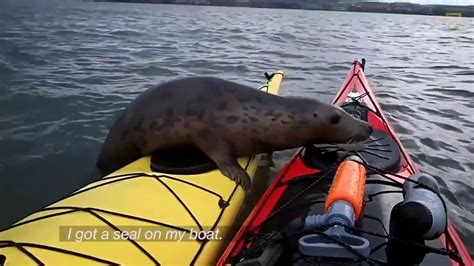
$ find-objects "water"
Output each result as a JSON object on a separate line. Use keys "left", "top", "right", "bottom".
{"left": 0, "top": 0, "right": 473, "bottom": 254}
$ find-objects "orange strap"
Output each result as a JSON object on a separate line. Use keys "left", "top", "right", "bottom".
{"left": 325, "top": 160, "right": 366, "bottom": 220}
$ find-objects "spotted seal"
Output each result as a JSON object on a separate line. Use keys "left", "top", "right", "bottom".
{"left": 97, "top": 77, "right": 372, "bottom": 191}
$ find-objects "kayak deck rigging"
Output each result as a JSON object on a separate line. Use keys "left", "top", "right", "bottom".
{"left": 226, "top": 100, "right": 461, "bottom": 265}
{"left": 0, "top": 165, "right": 249, "bottom": 265}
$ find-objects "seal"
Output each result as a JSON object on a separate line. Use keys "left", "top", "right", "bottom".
{"left": 97, "top": 77, "right": 372, "bottom": 191}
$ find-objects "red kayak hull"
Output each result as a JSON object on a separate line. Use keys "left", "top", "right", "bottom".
{"left": 218, "top": 59, "right": 472, "bottom": 266}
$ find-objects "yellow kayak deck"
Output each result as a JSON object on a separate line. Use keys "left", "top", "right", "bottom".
{"left": 0, "top": 72, "right": 284, "bottom": 266}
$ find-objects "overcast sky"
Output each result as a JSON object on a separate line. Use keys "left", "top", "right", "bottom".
{"left": 381, "top": 0, "right": 474, "bottom": 5}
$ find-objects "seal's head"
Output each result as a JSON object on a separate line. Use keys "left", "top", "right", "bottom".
{"left": 290, "top": 99, "right": 372, "bottom": 145}
{"left": 315, "top": 102, "right": 372, "bottom": 143}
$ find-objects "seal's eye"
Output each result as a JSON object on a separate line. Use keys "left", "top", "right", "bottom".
{"left": 329, "top": 113, "right": 341, "bottom": 125}
{"left": 313, "top": 113, "right": 318, "bottom": 118}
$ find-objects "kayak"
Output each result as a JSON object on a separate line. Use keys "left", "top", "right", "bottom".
{"left": 0, "top": 72, "right": 283, "bottom": 265}
{"left": 218, "top": 59, "right": 472, "bottom": 266}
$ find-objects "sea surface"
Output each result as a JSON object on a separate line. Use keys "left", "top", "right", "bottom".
{"left": 0, "top": 0, "right": 473, "bottom": 255}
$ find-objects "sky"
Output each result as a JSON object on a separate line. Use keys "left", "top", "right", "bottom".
{"left": 381, "top": 0, "right": 474, "bottom": 5}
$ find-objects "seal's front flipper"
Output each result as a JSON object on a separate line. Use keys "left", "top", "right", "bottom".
{"left": 266, "top": 152, "right": 275, "bottom": 168}
{"left": 194, "top": 135, "right": 252, "bottom": 192}
{"left": 217, "top": 158, "right": 252, "bottom": 192}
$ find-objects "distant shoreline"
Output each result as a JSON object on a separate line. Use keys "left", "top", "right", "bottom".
{"left": 95, "top": 0, "right": 474, "bottom": 18}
